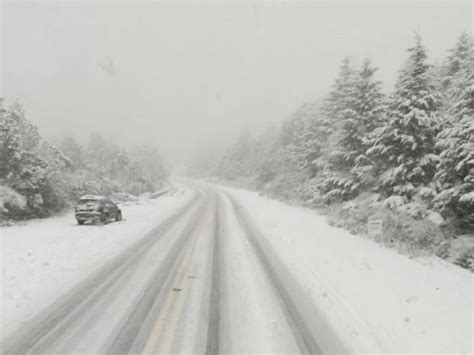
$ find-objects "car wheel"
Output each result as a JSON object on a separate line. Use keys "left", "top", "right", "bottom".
{"left": 77, "top": 220, "right": 84, "bottom": 225}
{"left": 116, "top": 211, "right": 122, "bottom": 222}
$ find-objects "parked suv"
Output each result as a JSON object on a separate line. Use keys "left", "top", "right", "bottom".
{"left": 75, "top": 195, "right": 122, "bottom": 225}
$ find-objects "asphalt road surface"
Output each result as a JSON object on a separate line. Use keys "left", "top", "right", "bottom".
{"left": 2, "top": 184, "right": 346, "bottom": 355}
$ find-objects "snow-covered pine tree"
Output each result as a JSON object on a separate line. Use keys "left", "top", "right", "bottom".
{"left": 282, "top": 102, "right": 325, "bottom": 176}
{"left": 367, "top": 34, "right": 441, "bottom": 201}
{"left": 434, "top": 33, "right": 474, "bottom": 228}
{"left": 441, "top": 32, "right": 473, "bottom": 90}
{"left": 316, "top": 58, "right": 385, "bottom": 202}
{"left": 268, "top": 102, "right": 332, "bottom": 202}
{"left": 323, "top": 57, "right": 357, "bottom": 126}
{"left": 313, "top": 58, "right": 359, "bottom": 202}
{"left": 0, "top": 99, "right": 22, "bottom": 180}
{"left": 350, "top": 60, "right": 385, "bottom": 157}
{"left": 444, "top": 33, "right": 474, "bottom": 122}
{"left": 320, "top": 57, "right": 357, "bottom": 168}
{"left": 345, "top": 60, "right": 387, "bottom": 190}
{"left": 0, "top": 103, "right": 50, "bottom": 214}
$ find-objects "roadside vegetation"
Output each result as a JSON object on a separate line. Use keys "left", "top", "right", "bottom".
{"left": 217, "top": 33, "right": 474, "bottom": 271}
{"left": 0, "top": 101, "right": 168, "bottom": 222}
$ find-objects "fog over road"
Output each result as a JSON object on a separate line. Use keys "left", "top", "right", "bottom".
{"left": 1, "top": 184, "right": 345, "bottom": 355}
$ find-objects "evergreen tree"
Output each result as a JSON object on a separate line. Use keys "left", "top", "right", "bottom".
{"left": 350, "top": 60, "right": 385, "bottom": 156}
{"left": 323, "top": 57, "right": 357, "bottom": 125}
{"left": 367, "top": 34, "right": 441, "bottom": 200}
{"left": 444, "top": 33, "right": 474, "bottom": 121}
{"left": 442, "top": 32, "right": 473, "bottom": 90}
{"left": 349, "top": 60, "right": 387, "bottom": 189}
{"left": 315, "top": 59, "right": 385, "bottom": 202}
{"left": 0, "top": 103, "right": 54, "bottom": 214}
{"left": 434, "top": 33, "right": 474, "bottom": 227}
{"left": 0, "top": 99, "right": 22, "bottom": 180}
{"left": 308, "top": 59, "right": 357, "bottom": 202}
{"left": 282, "top": 102, "right": 324, "bottom": 176}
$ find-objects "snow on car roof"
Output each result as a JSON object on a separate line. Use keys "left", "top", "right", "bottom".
{"left": 79, "top": 195, "right": 106, "bottom": 200}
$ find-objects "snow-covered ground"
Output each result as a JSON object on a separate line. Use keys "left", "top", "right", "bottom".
{"left": 2, "top": 182, "right": 472, "bottom": 353}
{"left": 224, "top": 186, "right": 473, "bottom": 354}
{"left": 0, "top": 187, "right": 194, "bottom": 336}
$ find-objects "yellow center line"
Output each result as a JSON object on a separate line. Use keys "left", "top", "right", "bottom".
{"left": 141, "top": 208, "right": 207, "bottom": 355}
{"left": 156, "top": 238, "right": 197, "bottom": 354}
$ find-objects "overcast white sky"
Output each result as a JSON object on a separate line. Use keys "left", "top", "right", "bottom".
{"left": 1, "top": 1, "right": 472, "bottom": 162}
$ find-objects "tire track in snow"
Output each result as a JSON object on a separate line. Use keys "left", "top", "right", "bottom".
{"left": 205, "top": 192, "right": 222, "bottom": 355}
{"left": 226, "top": 192, "right": 328, "bottom": 355}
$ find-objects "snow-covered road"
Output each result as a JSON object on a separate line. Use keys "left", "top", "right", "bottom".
{"left": 1, "top": 183, "right": 472, "bottom": 354}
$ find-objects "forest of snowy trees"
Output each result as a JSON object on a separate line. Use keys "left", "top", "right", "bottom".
{"left": 0, "top": 101, "right": 168, "bottom": 221}
{"left": 218, "top": 34, "right": 473, "bottom": 268}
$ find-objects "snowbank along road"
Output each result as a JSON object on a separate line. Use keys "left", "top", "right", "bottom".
{"left": 1, "top": 183, "right": 347, "bottom": 354}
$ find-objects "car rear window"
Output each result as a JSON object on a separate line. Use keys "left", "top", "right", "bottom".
{"left": 78, "top": 199, "right": 101, "bottom": 206}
